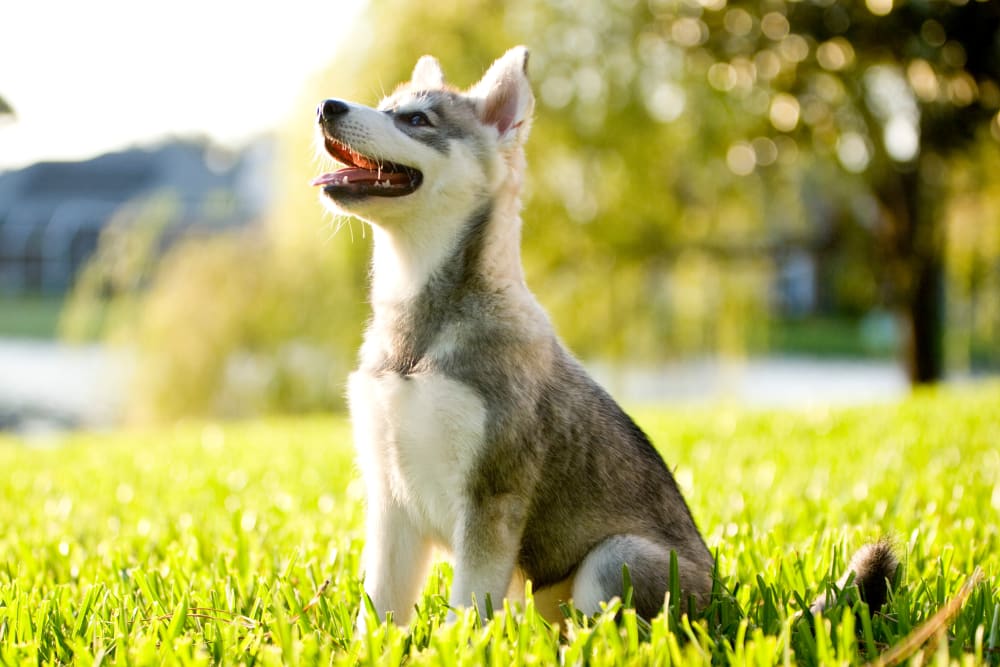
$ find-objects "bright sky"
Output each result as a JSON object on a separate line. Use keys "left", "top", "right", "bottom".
{"left": 0, "top": 0, "right": 366, "bottom": 170}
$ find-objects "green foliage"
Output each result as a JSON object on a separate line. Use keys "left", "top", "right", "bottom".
{"left": 62, "top": 195, "right": 369, "bottom": 421}
{"left": 114, "top": 228, "right": 366, "bottom": 422}
{"left": 61, "top": 195, "right": 179, "bottom": 345}
{"left": 1, "top": 384, "right": 999, "bottom": 664}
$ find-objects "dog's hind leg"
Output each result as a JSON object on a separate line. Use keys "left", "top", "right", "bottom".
{"left": 571, "top": 535, "right": 712, "bottom": 619}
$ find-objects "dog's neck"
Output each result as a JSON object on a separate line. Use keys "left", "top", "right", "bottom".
{"left": 359, "top": 154, "right": 547, "bottom": 373}
{"left": 368, "top": 173, "right": 527, "bottom": 308}
{"left": 360, "top": 199, "right": 525, "bottom": 372}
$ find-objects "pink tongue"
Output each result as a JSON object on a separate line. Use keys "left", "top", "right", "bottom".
{"left": 311, "top": 169, "right": 358, "bottom": 186}
{"left": 310, "top": 172, "right": 341, "bottom": 186}
{"left": 311, "top": 167, "right": 410, "bottom": 187}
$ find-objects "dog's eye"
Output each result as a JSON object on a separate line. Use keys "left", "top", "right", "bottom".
{"left": 402, "top": 112, "right": 431, "bottom": 128}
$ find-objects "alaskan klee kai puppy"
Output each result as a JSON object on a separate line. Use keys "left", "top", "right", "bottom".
{"left": 312, "top": 47, "right": 897, "bottom": 626}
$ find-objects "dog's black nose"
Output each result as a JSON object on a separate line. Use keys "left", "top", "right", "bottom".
{"left": 318, "top": 99, "right": 349, "bottom": 121}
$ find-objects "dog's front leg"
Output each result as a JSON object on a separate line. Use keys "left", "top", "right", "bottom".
{"left": 359, "top": 497, "right": 432, "bottom": 630}
{"left": 448, "top": 495, "right": 527, "bottom": 620}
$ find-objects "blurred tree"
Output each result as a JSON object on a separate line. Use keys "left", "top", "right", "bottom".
{"left": 0, "top": 94, "right": 13, "bottom": 127}
{"left": 673, "top": 0, "right": 1000, "bottom": 383}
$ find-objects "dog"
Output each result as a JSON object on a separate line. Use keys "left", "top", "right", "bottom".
{"left": 312, "top": 46, "right": 897, "bottom": 626}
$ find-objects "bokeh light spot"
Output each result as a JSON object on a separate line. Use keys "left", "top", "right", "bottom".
{"left": 769, "top": 93, "right": 800, "bottom": 132}
{"left": 866, "top": 0, "right": 892, "bottom": 16}
{"left": 726, "top": 142, "right": 756, "bottom": 175}
{"left": 817, "top": 38, "right": 855, "bottom": 71}
{"left": 645, "top": 82, "right": 687, "bottom": 122}
{"left": 906, "top": 59, "right": 939, "bottom": 102}
{"left": 884, "top": 116, "right": 919, "bottom": 162}
{"left": 724, "top": 8, "right": 753, "bottom": 36}
{"left": 837, "top": 132, "right": 871, "bottom": 172}
{"left": 761, "top": 12, "right": 790, "bottom": 41}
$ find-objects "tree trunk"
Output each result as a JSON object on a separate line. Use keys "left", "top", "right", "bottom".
{"left": 877, "top": 168, "right": 946, "bottom": 385}
{"left": 902, "top": 251, "right": 945, "bottom": 384}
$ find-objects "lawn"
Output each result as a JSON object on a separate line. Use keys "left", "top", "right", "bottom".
{"left": 0, "top": 383, "right": 998, "bottom": 665}
{"left": 0, "top": 295, "right": 64, "bottom": 339}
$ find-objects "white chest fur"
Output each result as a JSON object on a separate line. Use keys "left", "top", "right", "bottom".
{"left": 348, "top": 369, "right": 487, "bottom": 546}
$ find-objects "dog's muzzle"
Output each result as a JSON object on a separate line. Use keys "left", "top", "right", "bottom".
{"left": 312, "top": 98, "right": 423, "bottom": 199}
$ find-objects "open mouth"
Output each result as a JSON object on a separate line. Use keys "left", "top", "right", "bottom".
{"left": 311, "top": 135, "right": 422, "bottom": 198}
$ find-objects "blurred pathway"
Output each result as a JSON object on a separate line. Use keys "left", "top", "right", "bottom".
{"left": 0, "top": 339, "right": 128, "bottom": 434}
{"left": 589, "top": 357, "right": 909, "bottom": 408}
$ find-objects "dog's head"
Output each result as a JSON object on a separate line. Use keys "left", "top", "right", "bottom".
{"left": 313, "top": 46, "right": 534, "bottom": 228}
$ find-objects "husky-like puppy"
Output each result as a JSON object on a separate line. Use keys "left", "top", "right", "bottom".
{"left": 313, "top": 47, "right": 896, "bottom": 625}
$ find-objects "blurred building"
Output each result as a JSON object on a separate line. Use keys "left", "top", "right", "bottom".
{"left": 0, "top": 139, "right": 272, "bottom": 294}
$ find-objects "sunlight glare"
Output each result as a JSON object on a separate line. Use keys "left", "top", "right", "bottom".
{"left": 0, "top": 0, "right": 366, "bottom": 170}
{"left": 884, "top": 116, "right": 919, "bottom": 162}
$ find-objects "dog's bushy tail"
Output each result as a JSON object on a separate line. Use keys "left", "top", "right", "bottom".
{"left": 809, "top": 539, "right": 899, "bottom": 615}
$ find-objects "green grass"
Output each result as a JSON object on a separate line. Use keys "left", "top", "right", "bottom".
{"left": 1, "top": 384, "right": 999, "bottom": 665}
{"left": 0, "top": 295, "right": 65, "bottom": 339}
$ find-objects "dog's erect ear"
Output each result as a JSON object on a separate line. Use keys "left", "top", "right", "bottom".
{"left": 469, "top": 46, "right": 534, "bottom": 144}
{"left": 411, "top": 55, "right": 445, "bottom": 90}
